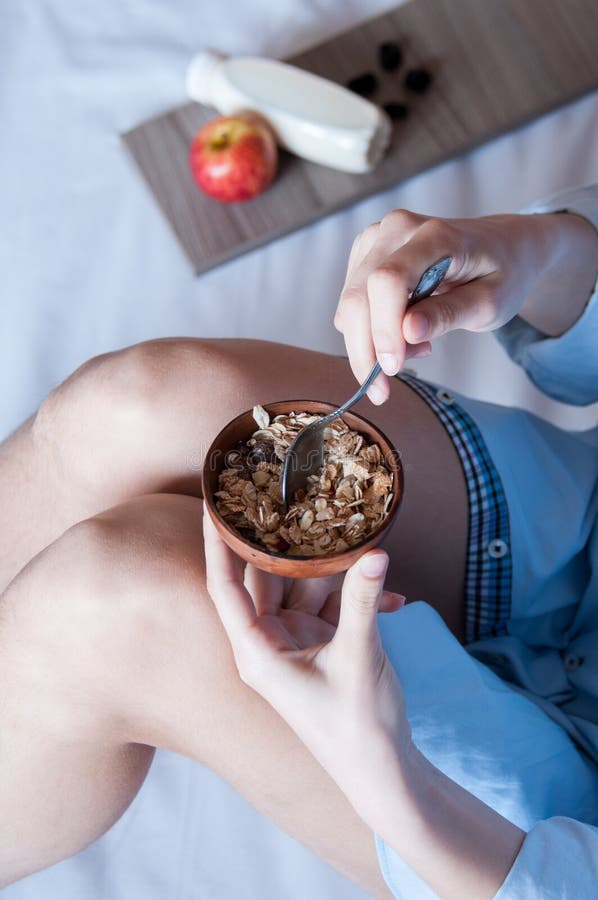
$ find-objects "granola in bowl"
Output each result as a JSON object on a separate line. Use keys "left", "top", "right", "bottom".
{"left": 215, "top": 405, "right": 394, "bottom": 557}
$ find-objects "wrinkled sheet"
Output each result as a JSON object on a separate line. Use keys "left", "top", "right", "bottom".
{"left": 2, "top": 0, "right": 598, "bottom": 897}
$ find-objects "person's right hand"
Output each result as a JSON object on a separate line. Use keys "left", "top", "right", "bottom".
{"left": 334, "top": 209, "right": 558, "bottom": 403}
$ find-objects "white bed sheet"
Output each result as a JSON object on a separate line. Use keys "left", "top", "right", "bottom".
{"left": 1, "top": 1, "right": 598, "bottom": 897}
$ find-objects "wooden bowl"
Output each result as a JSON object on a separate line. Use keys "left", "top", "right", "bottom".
{"left": 202, "top": 400, "right": 403, "bottom": 578}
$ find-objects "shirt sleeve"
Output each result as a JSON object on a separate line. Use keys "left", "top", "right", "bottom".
{"left": 495, "top": 183, "right": 598, "bottom": 406}
{"left": 494, "top": 817, "right": 598, "bottom": 899}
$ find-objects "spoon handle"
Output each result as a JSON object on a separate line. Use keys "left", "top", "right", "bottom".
{"left": 318, "top": 362, "right": 383, "bottom": 425}
{"left": 320, "top": 255, "right": 452, "bottom": 425}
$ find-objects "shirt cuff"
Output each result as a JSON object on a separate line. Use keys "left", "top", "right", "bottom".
{"left": 519, "top": 183, "right": 598, "bottom": 229}
{"left": 494, "top": 817, "right": 598, "bottom": 899}
{"left": 495, "top": 183, "right": 598, "bottom": 406}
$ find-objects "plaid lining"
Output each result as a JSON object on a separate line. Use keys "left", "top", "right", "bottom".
{"left": 397, "top": 372, "right": 512, "bottom": 643}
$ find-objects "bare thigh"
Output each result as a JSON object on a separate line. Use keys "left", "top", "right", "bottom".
{"left": 1, "top": 493, "right": 391, "bottom": 895}
{"left": 7, "top": 338, "right": 468, "bottom": 638}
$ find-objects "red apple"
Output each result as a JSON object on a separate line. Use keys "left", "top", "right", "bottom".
{"left": 189, "top": 112, "right": 278, "bottom": 203}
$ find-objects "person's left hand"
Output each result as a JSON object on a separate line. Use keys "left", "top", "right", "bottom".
{"left": 203, "top": 507, "right": 412, "bottom": 824}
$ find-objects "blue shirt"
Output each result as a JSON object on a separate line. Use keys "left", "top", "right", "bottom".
{"left": 376, "top": 184, "right": 598, "bottom": 899}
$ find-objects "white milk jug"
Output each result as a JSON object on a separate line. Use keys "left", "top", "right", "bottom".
{"left": 186, "top": 49, "right": 391, "bottom": 173}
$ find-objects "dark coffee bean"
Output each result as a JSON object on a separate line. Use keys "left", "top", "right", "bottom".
{"left": 383, "top": 101, "right": 409, "bottom": 120}
{"left": 379, "top": 41, "right": 402, "bottom": 71}
{"left": 347, "top": 73, "right": 378, "bottom": 97}
{"left": 404, "top": 68, "right": 432, "bottom": 93}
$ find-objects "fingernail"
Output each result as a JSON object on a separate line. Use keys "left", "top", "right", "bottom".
{"left": 410, "top": 345, "right": 432, "bottom": 359}
{"left": 378, "top": 353, "right": 399, "bottom": 376}
{"left": 406, "top": 312, "right": 429, "bottom": 342}
{"left": 367, "top": 383, "right": 386, "bottom": 405}
{"left": 360, "top": 553, "right": 388, "bottom": 578}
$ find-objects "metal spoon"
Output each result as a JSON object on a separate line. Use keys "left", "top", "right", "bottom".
{"left": 281, "top": 256, "right": 452, "bottom": 508}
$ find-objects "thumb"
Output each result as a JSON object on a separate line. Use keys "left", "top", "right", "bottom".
{"left": 335, "top": 551, "right": 388, "bottom": 658}
{"left": 402, "top": 275, "right": 501, "bottom": 343}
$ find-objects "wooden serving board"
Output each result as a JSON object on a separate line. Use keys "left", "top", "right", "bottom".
{"left": 122, "top": 0, "right": 598, "bottom": 275}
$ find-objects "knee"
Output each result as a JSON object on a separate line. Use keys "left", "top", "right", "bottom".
{"left": 33, "top": 339, "right": 252, "bottom": 492}
{"left": 82, "top": 339, "right": 248, "bottom": 418}
{"left": 3, "top": 496, "right": 206, "bottom": 731}
{"left": 58, "top": 495, "right": 205, "bottom": 644}
{"left": 38, "top": 338, "right": 247, "bottom": 434}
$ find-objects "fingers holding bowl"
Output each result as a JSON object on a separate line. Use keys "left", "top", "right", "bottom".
{"left": 203, "top": 503, "right": 256, "bottom": 642}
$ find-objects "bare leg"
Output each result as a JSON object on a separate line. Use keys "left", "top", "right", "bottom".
{"left": 0, "top": 339, "right": 468, "bottom": 637}
{"left": 0, "top": 494, "right": 391, "bottom": 895}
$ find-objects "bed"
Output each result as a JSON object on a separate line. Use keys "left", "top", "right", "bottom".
{"left": 2, "top": 0, "right": 598, "bottom": 897}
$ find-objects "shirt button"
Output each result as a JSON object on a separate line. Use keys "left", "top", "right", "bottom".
{"left": 487, "top": 538, "right": 509, "bottom": 559}
{"left": 564, "top": 654, "right": 584, "bottom": 671}
{"left": 435, "top": 389, "right": 454, "bottom": 405}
